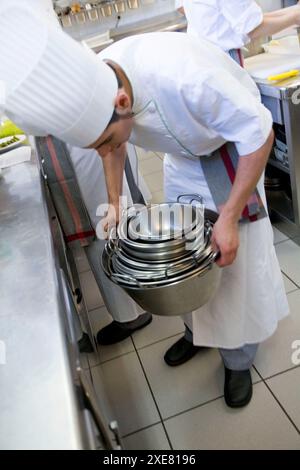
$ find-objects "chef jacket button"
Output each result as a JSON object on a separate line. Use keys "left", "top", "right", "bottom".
{"left": 148, "top": 103, "right": 156, "bottom": 113}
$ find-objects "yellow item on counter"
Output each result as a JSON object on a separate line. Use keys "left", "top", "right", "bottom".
{"left": 268, "top": 69, "right": 300, "bottom": 81}
{"left": 0, "top": 120, "right": 25, "bottom": 138}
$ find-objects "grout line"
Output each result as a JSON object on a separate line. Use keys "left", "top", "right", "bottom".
{"left": 88, "top": 331, "right": 185, "bottom": 368}
{"left": 163, "top": 394, "right": 225, "bottom": 423}
{"left": 132, "top": 343, "right": 174, "bottom": 450}
{"left": 253, "top": 363, "right": 300, "bottom": 382}
{"left": 253, "top": 365, "right": 300, "bottom": 435}
{"left": 282, "top": 272, "right": 300, "bottom": 290}
{"left": 90, "top": 344, "right": 136, "bottom": 369}
{"left": 162, "top": 379, "right": 267, "bottom": 425}
{"left": 153, "top": 152, "right": 164, "bottom": 161}
{"left": 274, "top": 238, "right": 290, "bottom": 246}
{"left": 77, "top": 266, "right": 92, "bottom": 275}
{"left": 132, "top": 332, "right": 185, "bottom": 353}
{"left": 86, "top": 304, "right": 106, "bottom": 314}
{"left": 121, "top": 421, "right": 164, "bottom": 440}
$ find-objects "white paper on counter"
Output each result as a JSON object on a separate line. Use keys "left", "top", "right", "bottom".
{"left": 0, "top": 146, "right": 32, "bottom": 169}
{"left": 244, "top": 52, "right": 300, "bottom": 79}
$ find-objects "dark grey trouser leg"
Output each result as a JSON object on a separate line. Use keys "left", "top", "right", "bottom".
{"left": 184, "top": 324, "right": 194, "bottom": 343}
{"left": 219, "top": 344, "right": 259, "bottom": 371}
{"left": 84, "top": 239, "right": 144, "bottom": 323}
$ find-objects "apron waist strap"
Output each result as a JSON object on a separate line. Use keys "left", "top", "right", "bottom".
{"left": 200, "top": 142, "right": 267, "bottom": 224}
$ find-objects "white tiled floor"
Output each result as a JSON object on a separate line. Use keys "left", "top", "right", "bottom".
{"left": 73, "top": 150, "right": 300, "bottom": 449}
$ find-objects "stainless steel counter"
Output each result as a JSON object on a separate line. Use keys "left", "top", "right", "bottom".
{"left": 0, "top": 151, "right": 85, "bottom": 449}
{"left": 252, "top": 75, "right": 300, "bottom": 238}
{"left": 85, "top": 11, "right": 187, "bottom": 53}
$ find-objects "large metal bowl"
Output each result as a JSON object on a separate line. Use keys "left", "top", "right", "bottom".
{"left": 120, "top": 262, "right": 221, "bottom": 316}
{"left": 118, "top": 215, "right": 205, "bottom": 255}
{"left": 127, "top": 203, "right": 203, "bottom": 242}
{"left": 111, "top": 244, "right": 213, "bottom": 281}
{"left": 112, "top": 236, "right": 212, "bottom": 272}
{"left": 102, "top": 248, "right": 221, "bottom": 316}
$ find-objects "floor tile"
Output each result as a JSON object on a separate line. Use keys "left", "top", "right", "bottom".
{"left": 150, "top": 190, "right": 165, "bottom": 204}
{"left": 139, "top": 336, "right": 260, "bottom": 419}
{"left": 164, "top": 382, "right": 300, "bottom": 450}
{"left": 123, "top": 424, "right": 171, "bottom": 450}
{"left": 273, "top": 227, "right": 289, "bottom": 245}
{"left": 144, "top": 171, "right": 164, "bottom": 193}
{"left": 139, "top": 157, "right": 163, "bottom": 177}
{"left": 254, "top": 290, "right": 300, "bottom": 378}
{"left": 135, "top": 146, "right": 154, "bottom": 161}
{"left": 132, "top": 315, "right": 185, "bottom": 350}
{"left": 267, "top": 367, "right": 300, "bottom": 431}
{"left": 71, "top": 247, "right": 90, "bottom": 273}
{"left": 283, "top": 274, "right": 299, "bottom": 294}
{"left": 91, "top": 353, "right": 160, "bottom": 436}
{"left": 276, "top": 239, "right": 300, "bottom": 287}
{"left": 79, "top": 270, "right": 104, "bottom": 311}
{"left": 87, "top": 306, "right": 135, "bottom": 366}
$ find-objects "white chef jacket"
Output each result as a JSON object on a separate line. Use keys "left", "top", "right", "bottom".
{"left": 99, "top": 32, "right": 288, "bottom": 347}
{"left": 99, "top": 32, "right": 271, "bottom": 158}
{"left": 176, "top": 0, "right": 263, "bottom": 51}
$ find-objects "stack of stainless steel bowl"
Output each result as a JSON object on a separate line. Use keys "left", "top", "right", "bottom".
{"left": 102, "top": 196, "right": 221, "bottom": 317}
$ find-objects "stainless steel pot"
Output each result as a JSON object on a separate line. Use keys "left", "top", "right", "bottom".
{"left": 118, "top": 213, "right": 205, "bottom": 253}
{"left": 111, "top": 243, "right": 213, "bottom": 281}
{"left": 127, "top": 203, "right": 202, "bottom": 242}
{"left": 112, "top": 241, "right": 211, "bottom": 272}
{"left": 121, "top": 261, "right": 221, "bottom": 316}
{"left": 102, "top": 248, "right": 221, "bottom": 316}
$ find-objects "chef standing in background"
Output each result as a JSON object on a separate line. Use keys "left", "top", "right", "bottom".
{"left": 176, "top": 0, "right": 300, "bottom": 61}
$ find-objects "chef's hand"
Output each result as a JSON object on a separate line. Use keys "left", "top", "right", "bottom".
{"left": 101, "top": 202, "right": 123, "bottom": 240}
{"left": 211, "top": 213, "right": 240, "bottom": 268}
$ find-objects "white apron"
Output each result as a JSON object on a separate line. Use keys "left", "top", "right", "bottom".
{"left": 164, "top": 154, "right": 289, "bottom": 348}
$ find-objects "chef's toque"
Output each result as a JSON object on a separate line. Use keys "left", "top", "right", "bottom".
{"left": 0, "top": 2, "right": 118, "bottom": 147}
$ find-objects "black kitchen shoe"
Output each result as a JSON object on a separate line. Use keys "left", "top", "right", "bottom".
{"left": 224, "top": 367, "right": 253, "bottom": 408}
{"left": 164, "top": 336, "right": 203, "bottom": 367}
{"left": 96, "top": 312, "right": 152, "bottom": 345}
{"left": 78, "top": 332, "right": 94, "bottom": 353}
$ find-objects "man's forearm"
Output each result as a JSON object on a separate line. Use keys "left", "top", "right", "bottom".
{"left": 100, "top": 143, "right": 127, "bottom": 205}
{"left": 250, "top": 7, "right": 300, "bottom": 40}
{"left": 221, "top": 131, "right": 274, "bottom": 222}
{"left": 264, "top": 4, "right": 300, "bottom": 19}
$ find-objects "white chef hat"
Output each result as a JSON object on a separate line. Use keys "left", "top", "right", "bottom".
{"left": 0, "top": 2, "right": 118, "bottom": 147}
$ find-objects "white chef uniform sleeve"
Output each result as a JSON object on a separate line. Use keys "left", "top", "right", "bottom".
{"left": 182, "top": 69, "right": 273, "bottom": 156}
{"left": 221, "top": 0, "right": 263, "bottom": 46}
